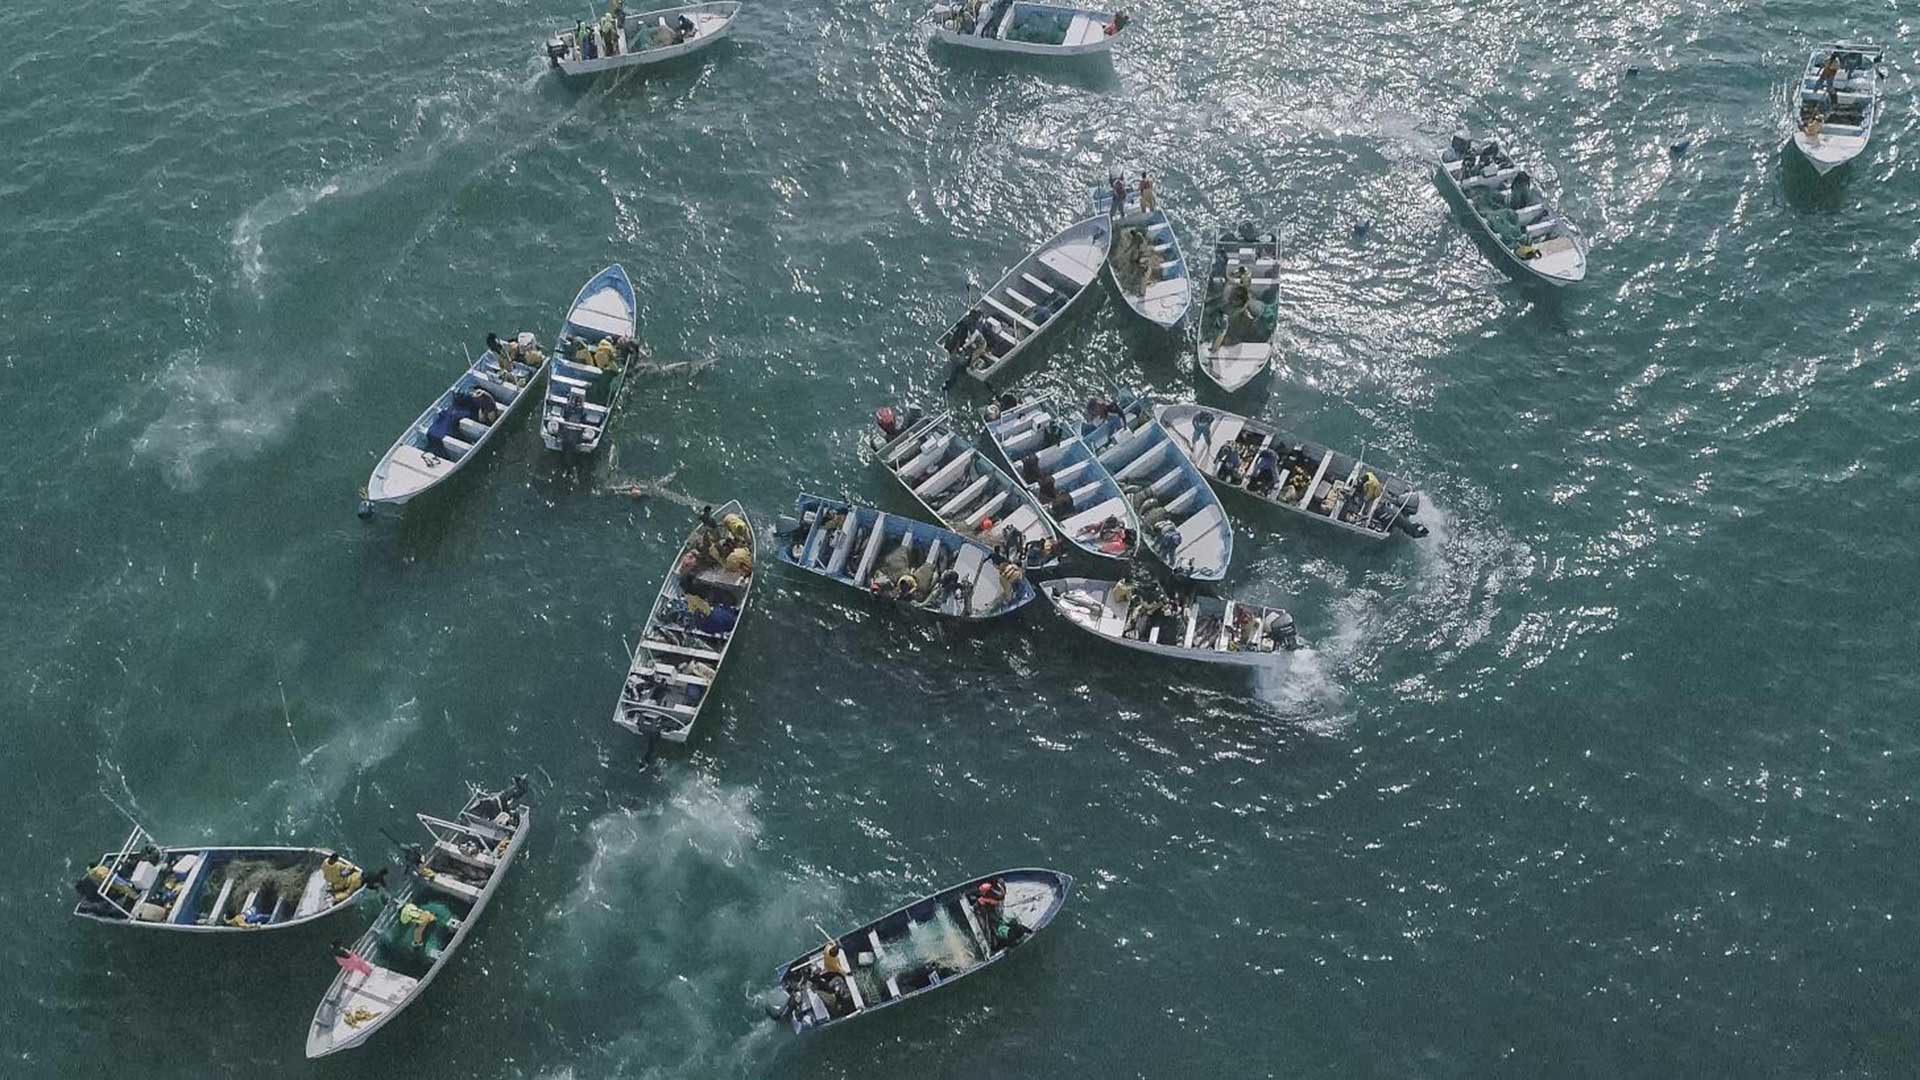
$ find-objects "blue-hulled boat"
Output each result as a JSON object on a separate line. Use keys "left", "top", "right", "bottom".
{"left": 983, "top": 396, "right": 1137, "bottom": 561}
{"left": 540, "top": 264, "right": 637, "bottom": 454}
{"left": 361, "top": 341, "right": 547, "bottom": 514}
{"left": 772, "top": 867, "right": 1072, "bottom": 1033}
{"left": 1088, "top": 179, "right": 1190, "bottom": 328}
{"left": 72, "top": 822, "right": 368, "bottom": 933}
{"left": 1078, "top": 388, "right": 1232, "bottom": 580}
{"left": 870, "top": 406, "right": 1064, "bottom": 568}
{"left": 772, "top": 494, "right": 1036, "bottom": 618}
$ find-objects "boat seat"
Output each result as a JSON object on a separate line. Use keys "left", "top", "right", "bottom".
{"left": 475, "top": 376, "right": 520, "bottom": 404}
{"left": 457, "top": 418, "right": 490, "bottom": 441}
{"left": 420, "top": 868, "right": 482, "bottom": 903}
{"left": 982, "top": 294, "right": 1040, "bottom": 333}
{"left": 969, "top": 490, "right": 1009, "bottom": 526}
{"left": 439, "top": 435, "right": 474, "bottom": 460}
{"left": 1005, "top": 287, "right": 1038, "bottom": 309}
{"left": 885, "top": 975, "right": 902, "bottom": 999}
{"left": 1148, "top": 467, "right": 1183, "bottom": 497}
{"left": 937, "top": 475, "right": 991, "bottom": 518}
{"left": 1020, "top": 272, "right": 1056, "bottom": 296}
{"left": 637, "top": 639, "right": 721, "bottom": 662}
{"left": 1049, "top": 458, "right": 1093, "bottom": 488}
{"left": 546, "top": 393, "right": 610, "bottom": 415}
{"left": 984, "top": 320, "right": 1022, "bottom": 349}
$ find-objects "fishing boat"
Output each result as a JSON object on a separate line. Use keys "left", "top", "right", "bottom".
{"left": 540, "top": 264, "right": 637, "bottom": 454}
{"left": 1088, "top": 179, "right": 1190, "bottom": 328}
{"left": 1790, "top": 43, "right": 1884, "bottom": 175}
{"left": 1078, "top": 390, "right": 1231, "bottom": 579}
{"left": 1155, "top": 403, "right": 1428, "bottom": 540}
{"left": 772, "top": 494, "right": 1036, "bottom": 618}
{"left": 927, "top": 1, "right": 1128, "bottom": 56}
{"left": 1042, "top": 576, "right": 1299, "bottom": 667}
{"left": 72, "top": 823, "right": 367, "bottom": 933}
{"left": 772, "top": 868, "right": 1072, "bottom": 1033}
{"left": 869, "top": 406, "right": 1063, "bottom": 567}
{"left": 360, "top": 341, "right": 546, "bottom": 515}
{"left": 984, "top": 397, "right": 1136, "bottom": 561}
{"left": 613, "top": 500, "right": 755, "bottom": 744}
{"left": 939, "top": 217, "right": 1110, "bottom": 385}
{"left": 545, "top": 2, "right": 740, "bottom": 77}
{"left": 306, "top": 777, "right": 532, "bottom": 1059}
{"left": 1436, "top": 131, "right": 1586, "bottom": 287}
{"left": 1196, "top": 226, "right": 1282, "bottom": 392}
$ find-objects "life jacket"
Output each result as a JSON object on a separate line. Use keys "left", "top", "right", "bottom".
{"left": 323, "top": 858, "right": 362, "bottom": 894}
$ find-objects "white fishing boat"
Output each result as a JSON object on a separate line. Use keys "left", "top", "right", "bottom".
{"left": 1042, "top": 576, "right": 1299, "bottom": 667}
{"left": 870, "top": 406, "right": 1064, "bottom": 566}
{"left": 541, "top": 264, "right": 637, "bottom": 455}
{"left": 772, "top": 868, "right": 1072, "bottom": 1033}
{"left": 983, "top": 397, "right": 1137, "bottom": 561}
{"left": 613, "top": 501, "right": 755, "bottom": 744}
{"left": 1790, "top": 43, "right": 1884, "bottom": 175}
{"left": 1088, "top": 178, "right": 1189, "bottom": 328}
{"left": 1196, "top": 226, "right": 1281, "bottom": 392}
{"left": 307, "top": 778, "right": 531, "bottom": 1059}
{"left": 928, "top": 1, "right": 1129, "bottom": 56}
{"left": 1155, "top": 403, "right": 1430, "bottom": 540}
{"left": 1078, "top": 389, "right": 1232, "bottom": 579}
{"left": 939, "top": 217, "right": 1109, "bottom": 385}
{"left": 545, "top": 2, "right": 740, "bottom": 77}
{"left": 360, "top": 340, "right": 546, "bottom": 515}
{"left": 1436, "top": 132, "right": 1586, "bottom": 287}
{"left": 72, "top": 823, "right": 367, "bottom": 933}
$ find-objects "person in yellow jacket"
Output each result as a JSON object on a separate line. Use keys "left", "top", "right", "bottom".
{"left": 1361, "top": 471, "right": 1384, "bottom": 503}
{"left": 399, "top": 903, "right": 438, "bottom": 947}
{"left": 321, "top": 852, "right": 363, "bottom": 903}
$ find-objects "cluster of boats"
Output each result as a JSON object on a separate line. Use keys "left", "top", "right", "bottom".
{"left": 80, "top": 5, "right": 1895, "bottom": 1058}
{"left": 75, "top": 780, "right": 1070, "bottom": 1050}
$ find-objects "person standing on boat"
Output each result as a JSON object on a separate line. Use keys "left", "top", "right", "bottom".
{"left": 1816, "top": 51, "right": 1840, "bottom": 89}
{"left": 1109, "top": 175, "right": 1127, "bottom": 215}
{"left": 1137, "top": 173, "right": 1156, "bottom": 213}
{"left": 609, "top": 0, "right": 626, "bottom": 36}
{"left": 331, "top": 941, "right": 375, "bottom": 978}
{"left": 600, "top": 11, "right": 620, "bottom": 55}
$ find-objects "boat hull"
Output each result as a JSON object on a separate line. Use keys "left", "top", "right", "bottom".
{"left": 73, "top": 844, "right": 367, "bottom": 933}
{"left": 1433, "top": 154, "right": 1586, "bottom": 287}
{"left": 306, "top": 801, "right": 530, "bottom": 1058}
{"left": 773, "top": 494, "right": 1037, "bottom": 618}
{"left": 613, "top": 500, "right": 755, "bottom": 744}
{"left": 550, "top": 3, "right": 739, "bottom": 76}
{"left": 1042, "top": 577, "right": 1299, "bottom": 667}
{"left": 776, "top": 868, "right": 1072, "bottom": 1032}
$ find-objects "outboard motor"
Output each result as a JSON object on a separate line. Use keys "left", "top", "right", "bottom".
{"left": 1236, "top": 221, "right": 1258, "bottom": 243}
{"left": 1264, "top": 610, "right": 1300, "bottom": 651}
{"left": 1448, "top": 129, "right": 1472, "bottom": 161}
{"left": 546, "top": 37, "right": 571, "bottom": 65}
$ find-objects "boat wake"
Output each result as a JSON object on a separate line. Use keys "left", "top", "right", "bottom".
{"left": 538, "top": 774, "right": 837, "bottom": 1076}
{"left": 131, "top": 350, "right": 334, "bottom": 491}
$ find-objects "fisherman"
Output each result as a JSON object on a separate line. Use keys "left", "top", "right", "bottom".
{"left": 1815, "top": 51, "right": 1840, "bottom": 89}
{"left": 1153, "top": 522, "right": 1182, "bottom": 562}
{"left": 674, "top": 12, "right": 696, "bottom": 42}
{"left": 1224, "top": 449, "right": 1267, "bottom": 496}
{"left": 1361, "top": 470, "right": 1384, "bottom": 504}
{"left": 1109, "top": 174, "right": 1127, "bottom": 214}
{"left": 972, "top": 878, "right": 1006, "bottom": 918}
{"left": 399, "top": 902, "right": 439, "bottom": 947}
{"left": 331, "top": 940, "right": 375, "bottom": 978}
{"left": 575, "top": 19, "right": 594, "bottom": 59}
{"left": 321, "top": 853, "right": 364, "bottom": 903}
{"left": 1137, "top": 172, "right": 1155, "bottom": 212}
{"left": 1213, "top": 441, "right": 1244, "bottom": 482}
{"left": 609, "top": 0, "right": 626, "bottom": 34}
{"left": 600, "top": 11, "right": 620, "bottom": 54}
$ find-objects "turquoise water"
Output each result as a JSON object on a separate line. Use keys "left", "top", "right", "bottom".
{"left": 4, "top": 0, "right": 1918, "bottom": 1075}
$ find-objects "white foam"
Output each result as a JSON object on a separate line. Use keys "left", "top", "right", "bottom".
{"left": 130, "top": 350, "right": 331, "bottom": 490}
